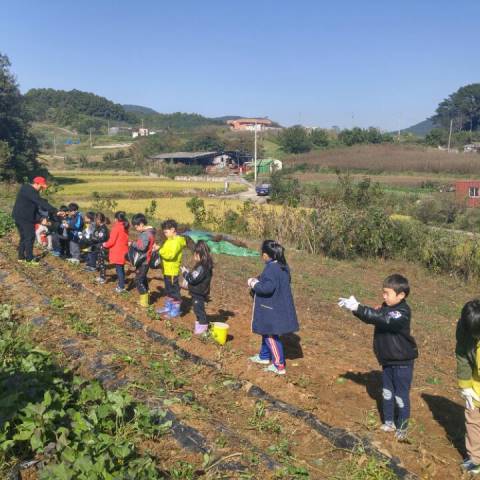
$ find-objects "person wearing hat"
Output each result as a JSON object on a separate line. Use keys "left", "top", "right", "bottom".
{"left": 12, "top": 176, "right": 62, "bottom": 265}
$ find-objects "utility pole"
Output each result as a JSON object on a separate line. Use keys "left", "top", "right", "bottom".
{"left": 107, "top": 119, "right": 110, "bottom": 136}
{"left": 89, "top": 128, "right": 93, "bottom": 148}
{"left": 254, "top": 121, "right": 257, "bottom": 186}
{"left": 447, "top": 118, "right": 453, "bottom": 152}
{"left": 53, "top": 135, "right": 56, "bottom": 155}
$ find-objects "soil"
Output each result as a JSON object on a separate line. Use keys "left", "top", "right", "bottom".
{"left": 1, "top": 230, "right": 475, "bottom": 479}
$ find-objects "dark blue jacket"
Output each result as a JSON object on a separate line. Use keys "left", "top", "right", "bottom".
{"left": 251, "top": 260, "right": 299, "bottom": 336}
{"left": 67, "top": 212, "right": 84, "bottom": 242}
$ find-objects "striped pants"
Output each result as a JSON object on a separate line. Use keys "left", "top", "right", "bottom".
{"left": 259, "top": 335, "right": 285, "bottom": 369}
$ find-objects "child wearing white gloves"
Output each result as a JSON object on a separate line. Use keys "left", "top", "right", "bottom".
{"left": 338, "top": 274, "right": 418, "bottom": 441}
{"left": 456, "top": 300, "right": 480, "bottom": 474}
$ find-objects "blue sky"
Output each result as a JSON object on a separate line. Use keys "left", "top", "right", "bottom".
{"left": 2, "top": 0, "right": 479, "bottom": 130}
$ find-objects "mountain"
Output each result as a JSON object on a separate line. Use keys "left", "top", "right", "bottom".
{"left": 123, "top": 104, "right": 159, "bottom": 115}
{"left": 400, "top": 118, "right": 436, "bottom": 137}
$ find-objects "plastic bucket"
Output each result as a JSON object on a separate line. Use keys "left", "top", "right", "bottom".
{"left": 211, "top": 322, "right": 230, "bottom": 345}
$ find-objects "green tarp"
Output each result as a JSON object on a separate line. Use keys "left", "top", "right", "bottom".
{"left": 185, "top": 230, "right": 259, "bottom": 257}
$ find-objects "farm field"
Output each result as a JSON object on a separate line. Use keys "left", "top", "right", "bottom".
{"left": 0, "top": 220, "right": 475, "bottom": 478}
{"left": 80, "top": 197, "right": 246, "bottom": 223}
{"left": 285, "top": 144, "right": 480, "bottom": 176}
{"left": 52, "top": 171, "right": 246, "bottom": 199}
{"left": 293, "top": 171, "right": 459, "bottom": 195}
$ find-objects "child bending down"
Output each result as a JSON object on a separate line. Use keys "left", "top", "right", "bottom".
{"left": 247, "top": 240, "right": 299, "bottom": 376}
{"left": 338, "top": 274, "right": 418, "bottom": 441}
{"left": 85, "top": 213, "right": 109, "bottom": 283}
{"left": 181, "top": 240, "right": 213, "bottom": 335}
{"left": 456, "top": 300, "right": 480, "bottom": 475}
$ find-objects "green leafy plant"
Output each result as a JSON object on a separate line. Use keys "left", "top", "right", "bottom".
{"left": 0, "top": 303, "right": 171, "bottom": 479}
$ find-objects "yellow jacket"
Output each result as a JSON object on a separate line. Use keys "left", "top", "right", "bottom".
{"left": 159, "top": 235, "right": 187, "bottom": 276}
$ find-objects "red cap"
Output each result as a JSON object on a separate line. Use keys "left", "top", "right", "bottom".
{"left": 33, "top": 176, "right": 47, "bottom": 186}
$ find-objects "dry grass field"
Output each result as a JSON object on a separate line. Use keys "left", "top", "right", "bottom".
{"left": 286, "top": 144, "right": 480, "bottom": 175}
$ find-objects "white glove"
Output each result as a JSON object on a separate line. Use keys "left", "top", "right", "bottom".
{"left": 338, "top": 295, "right": 359, "bottom": 312}
{"left": 180, "top": 266, "right": 188, "bottom": 274}
{"left": 247, "top": 278, "right": 259, "bottom": 289}
{"left": 460, "top": 388, "right": 480, "bottom": 410}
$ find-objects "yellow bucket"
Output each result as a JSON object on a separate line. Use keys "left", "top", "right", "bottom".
{"left": 211, "top": 322, "right": 230, "bottom": 345}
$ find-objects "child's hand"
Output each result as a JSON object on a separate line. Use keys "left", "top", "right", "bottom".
{"left": 247, "top": 278, "right": 259, "bottom": 289}
{"left": 460, "top": 388, "right": 480, "bottom": 410}
{"left": 180, "top": 266, "right": 188, "bottom": 274}
{"left": 338, "top": 295, "right": 359, "bottom": 312}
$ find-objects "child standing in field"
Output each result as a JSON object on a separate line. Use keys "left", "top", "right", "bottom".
{"left": 338, "top": 274, "right": 418, "bottom": 441}
{"left": 157, "top": 219, "right": 186, "bottom": 318}
{"left": 455, "top": 300, "right": 480, "bottom": 475}
{"left": 66, "top": 203, "right": 84, "bottom": 264}
{"left": 102, "top": 211, "right": 129, "bottom": 292}
{"left": 85, "top": 213, "right": 109, "bottom": 284}
{"left": 130, "top": 213, "right": 156, "bottom": 307}
{"left": 181, "top": 240, "right": 213, "bottom": 335}
{"left": 53, "top": 205, "right": 70, "bottom": 258}
{"left": 247, "top": 240, "right": 299, "bottom": 376}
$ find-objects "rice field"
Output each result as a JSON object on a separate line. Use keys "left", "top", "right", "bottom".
{"left": 53, "top": 171, "right": 246, "bottom": 198}
{"left": 79, "top": 197, "right": 245, "bottom": 223}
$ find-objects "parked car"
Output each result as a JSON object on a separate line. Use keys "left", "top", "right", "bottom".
{"left": 256, "top": 183, "right": 271, "bottom": 196}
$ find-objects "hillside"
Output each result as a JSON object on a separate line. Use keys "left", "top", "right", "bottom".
{"left": 123, "top": 104, "right": 159, "bottom": 115}
{"left": 401, "top": 118, "right": 436, "bottom": 137}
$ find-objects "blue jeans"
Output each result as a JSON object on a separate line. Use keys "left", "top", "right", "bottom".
{"left": 259, "top": 335, "right": 285, "bottom": 369}
{"left": 382, "top": 364, "right": 414, "bottom": 430}
{"left": 115, "top": 265, "right": 125, "bottom": 289}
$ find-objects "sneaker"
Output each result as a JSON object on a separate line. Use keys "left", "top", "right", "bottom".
{"left": 17, "top": 259, "right": 26, "bottom": 263}
{"left": 51, "top": 251, "right": 61, "bottom": 257}
{"left": 461, "top": 458, "right": 475, "bottom": 470}
{"left": 24, "top": 260, "right": 40, "bottom": 267}
{"left": 249, "top": 354, "right": 270, "bottom": 365}
{"left": 394, "top": 429, "right": 408, "bottom": 442}
{"left": 380, "top": 422, "right": 396, "bottom": 433}
{"left": 95, "top": 277, "right": 106, "bottom": 284}
{"left": 263, "top": 364, "right": 286, "bottom": 375}
{"left": 465, "top": 462, "right": 480, "bottom": 474}
{"left": 84, "top": 266, "right": 96, "bottom": 272}
{"left": 115, "top": 286, "right": 125, "bottom": 293}
{"left": 67, "top": 258, "right": 80, "bottom": 265}
{"left": 194, "top": 321, "right": 209, "bottom": 335}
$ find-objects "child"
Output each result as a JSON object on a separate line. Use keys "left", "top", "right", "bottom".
{"left": 157, "top": 219, "right": 186, "bottom": 318}
{"left": 53, "top": 205, "right": 70, "bottom": 257}
{"left": 130, "top": 213, "right": 156, "bottom": 307}
{"left": 456, "top": 299, "right": 480, "bottom": 474}
{"left": 338, "top": 274, "right": 418, "bottom": 441}
{"left": 181, "top": 240, "right": 213, "bottom": 335}
{"left": 85, "top": 213, "right": 109, "bottom": 284}
{"left": 247, "top": 240, "right": 299, "bottom": 376}
{"left": 66, "top": 203, "right": 84, "bottom": 264}
{"left": 102, "top": 211, "right": 129, "bottom": 292}
{"left": 35, "top": 217, "right": 53, "bottom": 251}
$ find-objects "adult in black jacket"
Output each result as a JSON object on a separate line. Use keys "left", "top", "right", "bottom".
{"left": 12, "top": 177, "right": 60, "bottom": 263}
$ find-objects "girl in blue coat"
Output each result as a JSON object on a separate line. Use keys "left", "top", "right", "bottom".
{"left": 247, "top": 240, "right": 299, "bottom": 375}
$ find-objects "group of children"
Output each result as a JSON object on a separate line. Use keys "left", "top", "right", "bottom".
{"left": 34, "top": 206, "right": 212, "bottom": 331}
{"left": 33, "top": 204, "right": 480, "bottom": 471}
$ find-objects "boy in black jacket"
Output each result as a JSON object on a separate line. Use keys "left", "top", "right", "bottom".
{"left": 338, "top": 274, "right": 418, "bottom": 441}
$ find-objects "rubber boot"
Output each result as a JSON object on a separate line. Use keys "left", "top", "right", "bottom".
{"left": 156, "top": 298, "right": 173, "bottom": 315}
{"left": 194, "top": 321, "right": 208, "bottom": 335}
{"left": 169, "top": 301, "right": 181, "bottom": 318}
{"left": 139, "top": 293, "right": 149, "bottom": 308}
